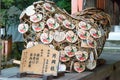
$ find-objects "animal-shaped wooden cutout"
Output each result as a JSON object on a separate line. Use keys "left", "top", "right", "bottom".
{"left": 18, "top": 0, "right": 111, "bottom": 73}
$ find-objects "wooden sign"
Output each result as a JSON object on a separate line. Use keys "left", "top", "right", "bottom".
{"left": 20, "top": 44, "right": 60, "bottom": 76}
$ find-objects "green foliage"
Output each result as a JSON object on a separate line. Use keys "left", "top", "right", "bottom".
{"left": 1, "top": 0, "right": 14, "bottom": 8}
{"left": 1, "top": 0, "right": 71, "bottom": 11}
{"left": 0, "top": 9, "right": 7, "bottom": 27}
{"left": 13, "top": 0, "right": 39, "bottom": 10}
{"left": 0, "top": 45, "right": 2, "bottom": 49}
{"left": 1, "top": 0, "right": 39, "bottom": 9}
{"left": 11, "top": 42, "right": 25, "bottom": 60}
{"left": 56, "top": 0, "right": 71, "bottom": 13}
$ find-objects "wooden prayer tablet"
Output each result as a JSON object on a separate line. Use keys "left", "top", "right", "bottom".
{"left": 20, "top": 44, "right": 60, "bottom": 76}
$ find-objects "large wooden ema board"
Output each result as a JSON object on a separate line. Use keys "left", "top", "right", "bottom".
{"left": 20, "top": 44, "right": 60, "bottom": 76}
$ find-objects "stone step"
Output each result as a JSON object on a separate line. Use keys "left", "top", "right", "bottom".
{"left": 104, "top": 47, "right": 120, "bottom": 50}
{"left": 107, "top": 32, "right": 120, "bottom": 40}
{"left": 105, "top": 31, "right": 120, "bottom": 47}
{"left": 102, "top": 47, "right": 120, "bottom": 54}
{"left": 104, "top": 40, "right": 120, "bottom": 47}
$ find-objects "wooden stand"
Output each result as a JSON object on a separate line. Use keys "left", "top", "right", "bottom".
{"left": 17, "top": 72, "right": 53, "bottom": 80}
{"left": 17, "top": 72, "right": 43, "bottom": 78}
{"left": 16, "top": 72, "right": 65, "bottom": 80}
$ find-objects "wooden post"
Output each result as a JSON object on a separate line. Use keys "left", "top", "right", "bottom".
{"left": 1, "top": 36, "right": 12, "bottom": 66}
{"left": 71, "top": 0, "right": 83, "bottom": 14}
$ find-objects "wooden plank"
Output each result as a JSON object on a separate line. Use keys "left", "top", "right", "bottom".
{"left": 69, "top": 72, "right": 93, "bottom": 80}
{"left": 53, "top": 73, "right": 85, "bottom": 80}
{"left": 1, "top": 53, "right": 120, "bottom": 80}
{"left": 68, "top": 64, "right": 113, "bottom": 80}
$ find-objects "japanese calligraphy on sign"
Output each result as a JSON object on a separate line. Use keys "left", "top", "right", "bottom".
{"left": 20, "top": 44, "right": 60, "bottom": 76}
